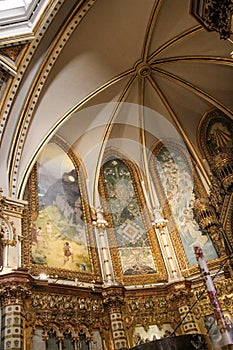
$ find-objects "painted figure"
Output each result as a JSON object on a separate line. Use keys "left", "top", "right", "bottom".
{"left": 63, "top": 242, "right": 73, "bottom": 264}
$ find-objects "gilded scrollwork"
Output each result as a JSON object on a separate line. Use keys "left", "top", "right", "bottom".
{"left": 124, "top": 292, "right": 179, "bottom": 334}
{"left": 0, "top": 283, "right": 31, "bottom": 306}
{"left": 29, "top": 290, "right": 109, "bottom": 336}
{"left": 209, "top": 175, "right": 225, "bottom": 215}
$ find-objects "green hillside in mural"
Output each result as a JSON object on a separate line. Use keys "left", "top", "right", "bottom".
{"left": 31, "top": 205, "right": 91, "bottom": 272}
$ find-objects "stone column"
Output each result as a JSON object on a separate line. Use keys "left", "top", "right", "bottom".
{"left": 177, "top": 303, "right": 199, "bottom": 335}
{"left": 92, "top": 207, "right": 114, "bottom": 285}
{"left": 153, "top": 211, "right": 181, "bottom": 281}
{"left": 170, "top": 284, "right": 199, "bottom": 335}
{"left": 102, "top": 287, "right": 128, "bottom": 350}
{"left": 0, "top": 273, "right": 32, "bottom": 350}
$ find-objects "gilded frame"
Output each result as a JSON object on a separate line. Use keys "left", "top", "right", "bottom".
{"left": 22, "top": 135, "right": 102, "bottom": 283}
{"left": 149, "top": 139, "right": 220, "bottom": 277}
{"left": 98, "top": 148, "right": 168, "bottom": 286}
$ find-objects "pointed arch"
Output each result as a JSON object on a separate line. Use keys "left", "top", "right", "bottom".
{"left": 98, "top": 148, "right": 167, "bottom": 285}
{"left": 150, "top": 140, "right": 217, "bottom": 271}
{"left": 22, "top": 135, "right": 101, "bottom": 282}
{"left": 197, "top": 109, "right": 233, "bottom": 164}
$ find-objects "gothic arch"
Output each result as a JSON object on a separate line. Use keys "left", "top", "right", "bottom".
{"left": 22, "top": 135, "right": 101, "bottom": 282}
{"left": 99, "top": 148, "right": 167, "bottom": 286}
{"left": 197, "top": 109, "right": 233, "bottom": 164}
{"left": 149, "top": 139, "right": 217, "bottom": 274}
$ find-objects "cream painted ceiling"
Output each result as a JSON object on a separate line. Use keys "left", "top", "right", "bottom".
{"left": 0, "top": 0, "right": 233, "bottom": 202}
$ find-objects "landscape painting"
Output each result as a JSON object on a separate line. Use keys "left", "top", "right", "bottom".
{"left": 31, "top": 142, "right": 91, "bottom": 272}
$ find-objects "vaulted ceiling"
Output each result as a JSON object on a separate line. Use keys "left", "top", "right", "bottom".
{"left": 0, "top": 0, "right": 232, "bottom": 202}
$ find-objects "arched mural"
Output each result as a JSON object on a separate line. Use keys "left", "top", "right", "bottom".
{"left": 23, "top": 136, "right": 101, "bottom": 281}
{"left": 31, "top": 141, "right": 91, "bottom": 271}
{"left": 150, "top": 141, "right": 217, "bottom": 266}
{"left": 102, "top": 158, "right": 156, "bottom": 276}
{"left": 99, "top": 153, "right": 167, "bottom": 285}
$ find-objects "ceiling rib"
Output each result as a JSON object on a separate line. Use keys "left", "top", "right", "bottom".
{"left": 151, "top": 56, "right": 233, "bottom": 66}
{"left": 152, "top": 66, "right": 233, "bottom": 120}
{"left": 148, "top": 25, "right": 203, "bottom": 63}
{"left": 138, "top": 77, "right": 156, "bottom": 213}
{"left": 141, "top": 0, "right": 162, "bottom": 62}
{"left": 92, "top": 73, "right": 138, "bottom": 207}
{"left": 146, "top": 74, "right": 211, "bottom": 187}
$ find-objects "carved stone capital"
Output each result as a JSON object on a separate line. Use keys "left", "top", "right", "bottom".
{"left": 102, "top": 286, "right": 125, "bottom": 310}
{"left": 168, "top": 283, "right": 192, "bottom": 307}
{"left": 0, "top": 283, "right": 31, "bottom": 306}
{"left": 0, "top": 272, "right": 32, "bottom": 306}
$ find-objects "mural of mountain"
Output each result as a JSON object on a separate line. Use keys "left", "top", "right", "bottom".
{"left": 39, "top": 169, "right": 81, "bottom": 210}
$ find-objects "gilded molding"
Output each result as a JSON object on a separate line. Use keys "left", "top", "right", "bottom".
{"left": 30, "top": 290, "right": 108, "bottom": 330}
{"left": 0, "top": 0, "right": 66, "bottom": 148}
{"left": 0, "top": 45, "right": 25, "bottom": 62}
{"left": 6, "top": 0, "right": 100, "bottom": 197}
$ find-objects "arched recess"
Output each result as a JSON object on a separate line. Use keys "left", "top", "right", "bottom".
{"left": 42, "top": 323, "right": 92, "bottom": 350}
{"left": 197, "top": 109, "right": 233, "bottom": 164}
{"left": 44, "top": 326, "right": 61, "bottom": 350}
{"left": 0, "top": 212, "right": 17, "bottom": 271}
{"left": 98, "top": 148, "right": 168, "bottom": 286}
{"left": 22, "top": 135, "right": 101, "bottom": 282}
{"left": 149, "top": 140, "right": 218, "bottom": 274}
{"left": 197, "top": 108, "right": 233, "bottom": 250}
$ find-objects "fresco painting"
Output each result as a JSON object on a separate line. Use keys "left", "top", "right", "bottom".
{"left": 31, "top": 143, "right": 91, "bottom": 272}
{"left": 156, "top": 147, "right": 217, "bottom": 265}
{"left": 103, "top": 159, "right": 156, "bottom": 276}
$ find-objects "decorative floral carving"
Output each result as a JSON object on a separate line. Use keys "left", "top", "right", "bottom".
{"left": 0, "top": 284, "right": 31, "bottom": 306}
